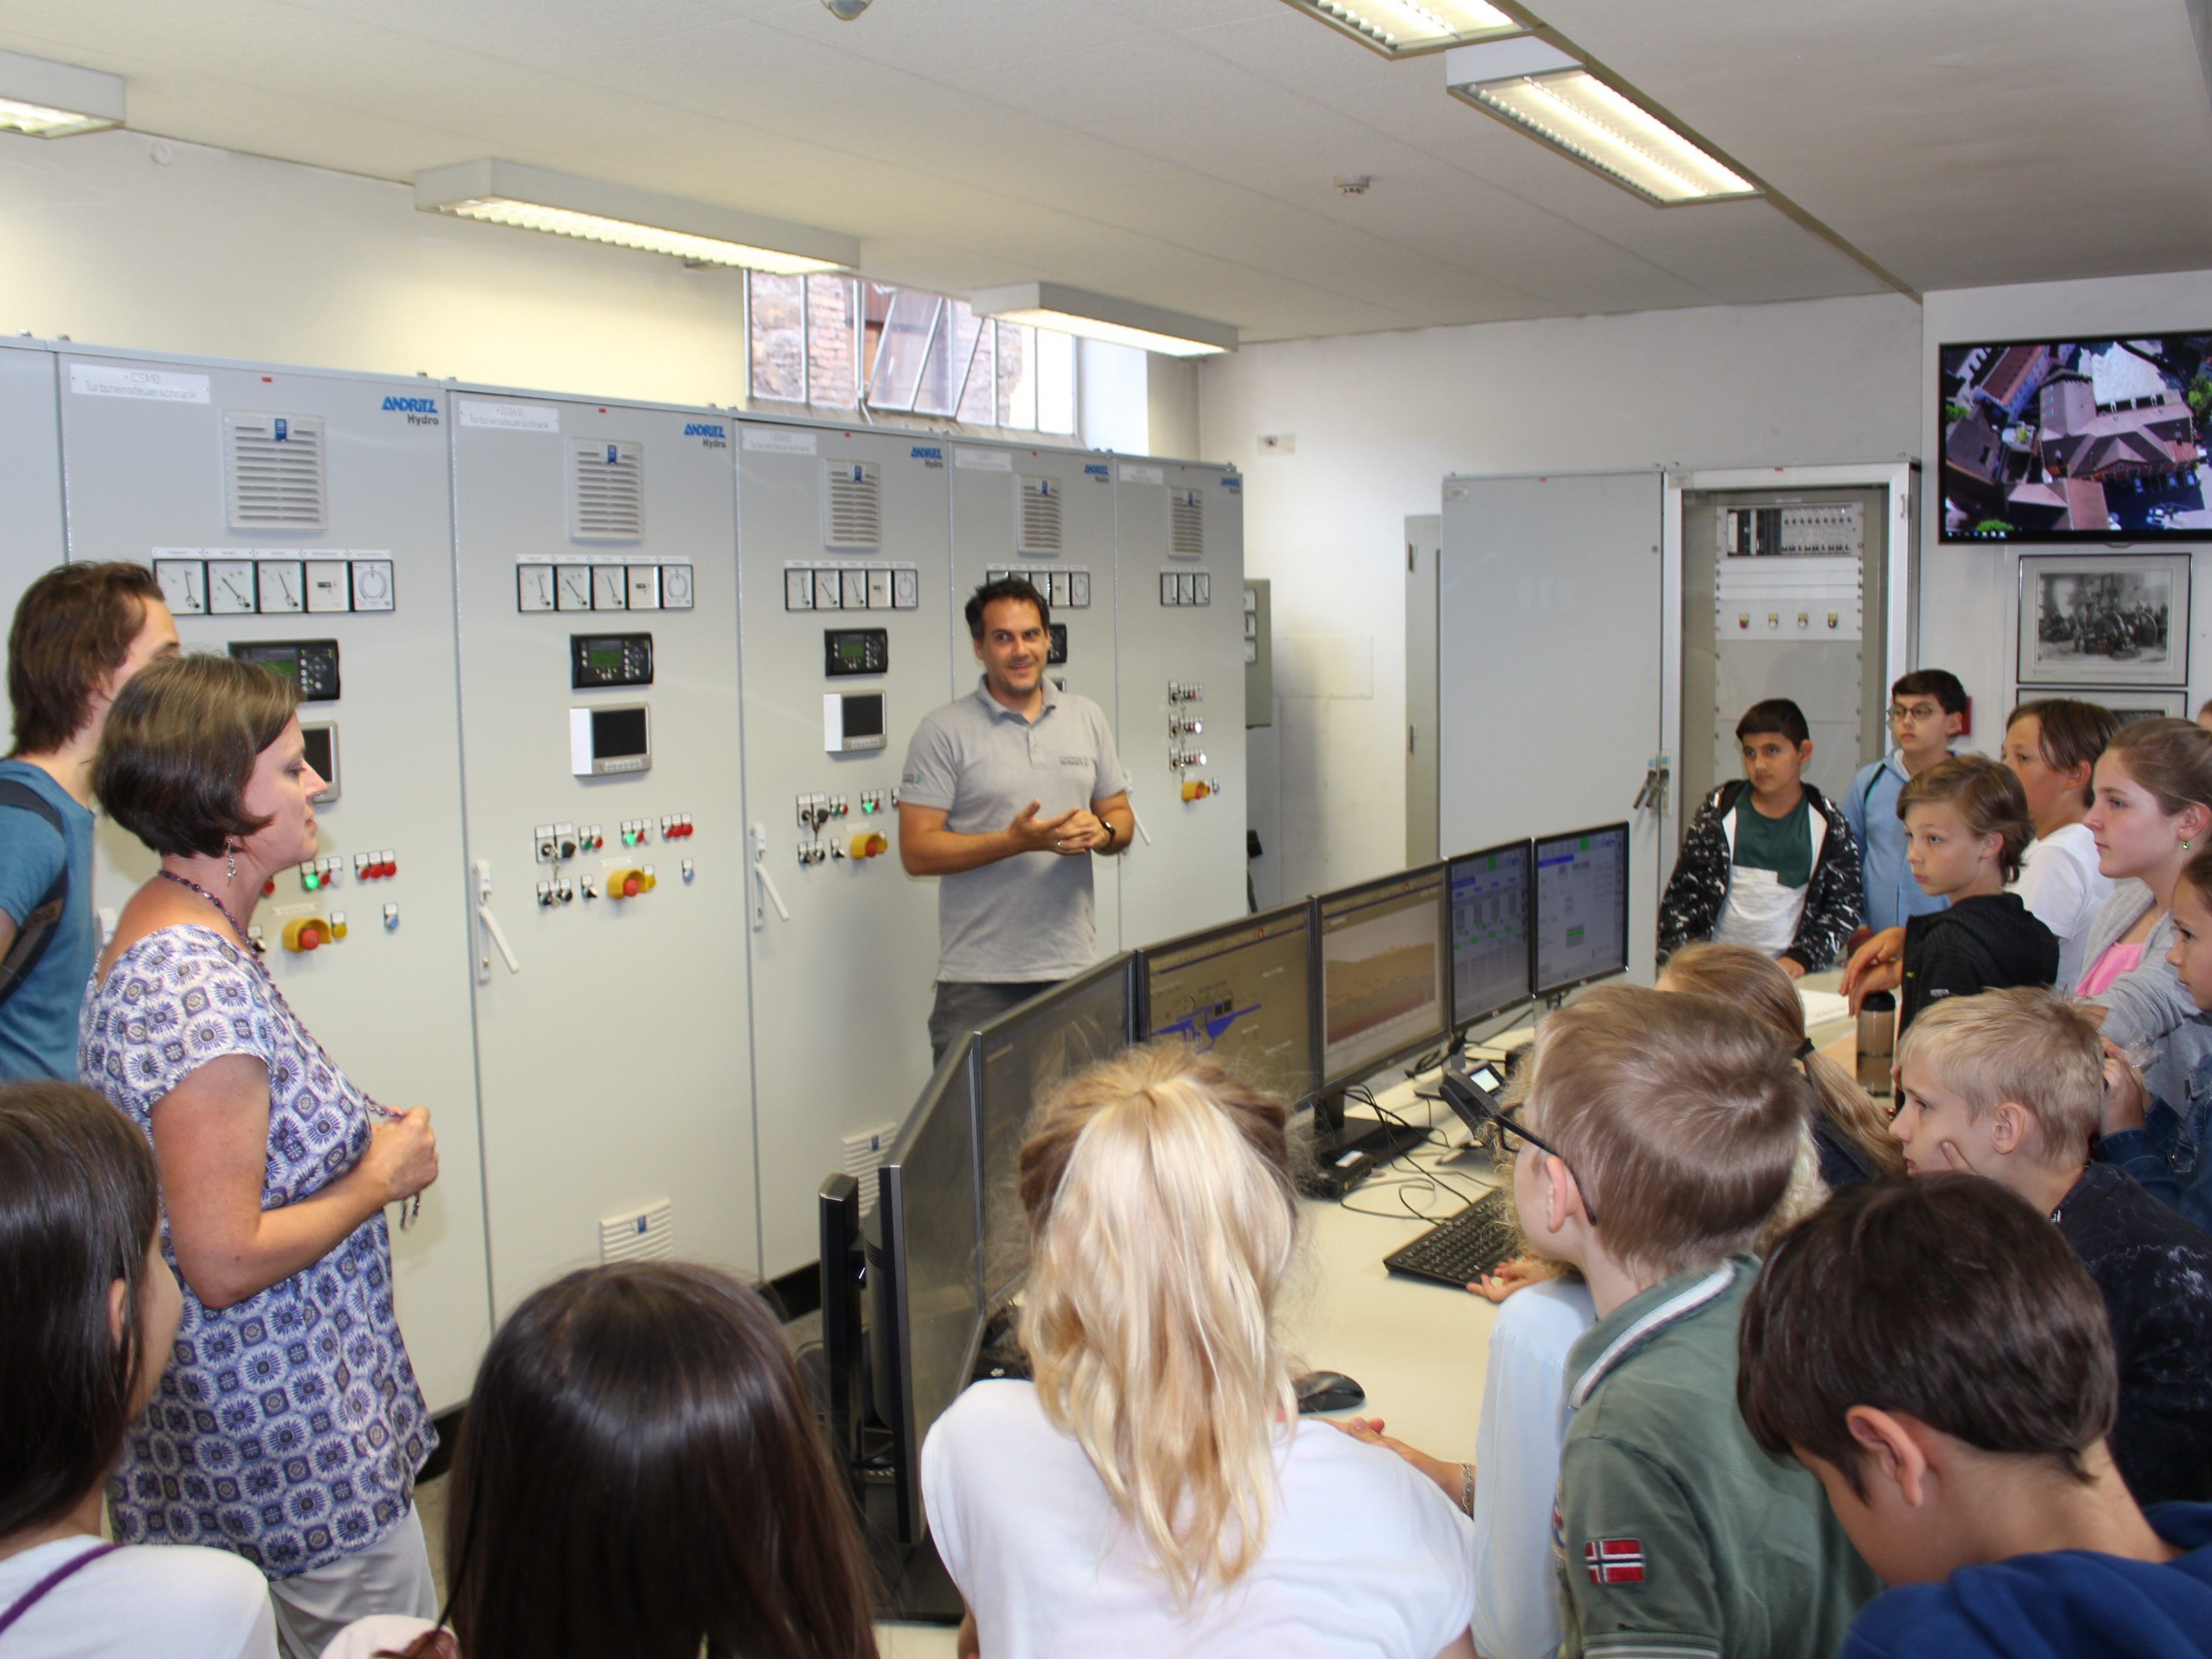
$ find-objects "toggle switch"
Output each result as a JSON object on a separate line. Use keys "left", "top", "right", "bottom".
{"left": 849, "top": 831, "right": 888, "bottom": 860}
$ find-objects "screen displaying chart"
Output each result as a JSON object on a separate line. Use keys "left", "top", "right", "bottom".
{"left": 1451, "top": 841, "right": 1532, "bottom": 1027}
{"left": 1319, "top": 869, "right": 1447, "bottom": 1084}
{"left": 1143, "top": 906, "right": 1316, "bottom": 1104}
{"left": 1535, "top": 824, "right": 1629, "bottom": 996}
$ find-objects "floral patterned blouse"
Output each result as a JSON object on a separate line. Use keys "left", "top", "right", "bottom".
{"left": 80, "top": 925, "right": 434, "bottom": 1579}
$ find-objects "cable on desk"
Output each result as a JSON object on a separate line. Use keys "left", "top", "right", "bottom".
{"left": 1334, "top": 1086, "right": 1490, "bottom": 1220}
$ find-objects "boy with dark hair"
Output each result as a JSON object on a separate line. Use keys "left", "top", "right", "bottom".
{"left": 1, "top": 563, "right": 176, "bottom": 1081}
{"left": 1739, "top": 1174, "right": 2212, "bottom": 1659}
{"left": 1513, "top": 983, "right": 1878, "bottom": 1659}
{"left": 1847, "top": 668, "right": 1968, "bottom": 934}
{"left": 1658, "top": 698, "right": 1861, "bottom": 976}
{"left": 1892, "top": 989, "right": 2212, "bottom": 1504}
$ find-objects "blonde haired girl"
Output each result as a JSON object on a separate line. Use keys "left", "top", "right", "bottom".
{"left": 921, "top": 1044, "right": 1477, "bottom": 1659}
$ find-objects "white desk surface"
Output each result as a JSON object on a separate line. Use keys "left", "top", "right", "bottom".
{"left": 877, "top": 1072, "right": 1502, "bottom": 1655}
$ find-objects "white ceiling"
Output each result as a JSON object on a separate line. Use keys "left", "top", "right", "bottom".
{"left": 2, "top": 0, "right": 2208, "bottom": 342}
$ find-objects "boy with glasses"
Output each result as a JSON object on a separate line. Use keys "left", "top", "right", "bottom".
{"left": 1846, "top": 669, "right": 1968, "bottom": 934}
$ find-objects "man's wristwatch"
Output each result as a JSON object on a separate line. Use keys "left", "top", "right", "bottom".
{"left": 1100, "top": 819, "right": 1118, "bottom": 852}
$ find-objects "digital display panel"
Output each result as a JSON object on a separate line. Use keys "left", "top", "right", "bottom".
{"left": 591, "top": 706, "right": 648, "bottom": 759}
{"left": 1450, "top": 841, "right": 1532, "bottom": 1028}
{"left": 1534, "top": 824, "right": 1630, "bottom": 996}
{"left": 1142, "top": 905, "right": 1315, "bottom": 1105}
{"left": 1318, "top": 867, "right": 1447, "bottom": 1087}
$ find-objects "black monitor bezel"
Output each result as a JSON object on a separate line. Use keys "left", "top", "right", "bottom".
{"left": 1445, "top": 837, "right": 1535, "bottom": 1031}
{"left": 971, "top": 953, "right": 1136, "bottom": 1310}
{"left": 874, "top": 1034, "right": 987, "bottom": 1548}
{"left": 1532, "top": 820, "right": 1633, "bottom": 999}
{"left": 1312, "top": 861, "right": 1451, "bottom": 1095}
{"left": 1134, "top": 900, "right": 1320, "bottom": 1107}
{"left": 1936, "top": 329, "right": 2212, "bottom": 545}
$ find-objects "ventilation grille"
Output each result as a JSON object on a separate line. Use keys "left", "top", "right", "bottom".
{"left": 598, "top": 1198, "right": 674, "bottom": 1265}
{"left": 570, "top": 440, "right": 646, "bottom": 540}
{"left": 840, "top": 1122, "right": 900, "bottom": 1218}
{"left": 1170, "top": 487, "right": 1204, "bottom": 558}
{"left": 224, "top": 412, "right": 327, "bottom": 531}
{"left": 1018, "top": 474, "right": 1064, "bottom": 556}
{"left": 825, "top": 460, "right": 882, "bottom": 551}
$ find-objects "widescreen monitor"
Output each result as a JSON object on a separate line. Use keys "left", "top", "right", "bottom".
{"left": 1448, "top": 840, "right": 1532, "bottom": 1029}
{"left": 1316, "top": 864, "right": 1448, "bottom": 1092}
{"left": 974, "top": 955, "right": 1134, "bottom": 1307}
{"left": 1139, "top": 903, "right": 1318, "bottom": 1106}
{"left": 1939, "top": 332, "right": 2212, "bottom": 542}
{"left": 1533, "top": 823, "right": 1630, "bottom": 997}
{"left": 869, "top": 1036, "right": 985, "bottom": 1545}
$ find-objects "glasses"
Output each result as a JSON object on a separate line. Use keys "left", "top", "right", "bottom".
{"left": 1889, "top": 702, "right": 1944, "bottom": 723}
{"left": 1457, "top": 1088, "right": 1600, "bottom": 1227}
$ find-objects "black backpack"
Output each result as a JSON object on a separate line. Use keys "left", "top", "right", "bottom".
{"left": 0, "top": 780, "right": 69, "bottom": 1007}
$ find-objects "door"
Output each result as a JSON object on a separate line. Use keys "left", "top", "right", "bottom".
{"left": 0, "top": 342, "right": 63, "bottom": 690}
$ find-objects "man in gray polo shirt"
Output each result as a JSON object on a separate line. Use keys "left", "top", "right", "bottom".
{"left": 900, "top": 576, "right": 1132, "bottom": 1062}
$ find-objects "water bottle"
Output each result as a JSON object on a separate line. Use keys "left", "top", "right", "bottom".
{"left": 1857, "top": 991, "right": 1896, "bottom": 1098}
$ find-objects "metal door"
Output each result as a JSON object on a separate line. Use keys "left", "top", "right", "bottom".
{"left": 0, "top": 341, "right": 64, "bottom": 690}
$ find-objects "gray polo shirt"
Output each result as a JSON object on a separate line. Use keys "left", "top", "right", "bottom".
{"left": 902, "top": 677, "right": 1129, "bottom": 983}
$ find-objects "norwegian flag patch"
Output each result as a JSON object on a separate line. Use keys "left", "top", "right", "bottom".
{"left": 1586, "top": 1538, "right": 1646, "bottom": 1584}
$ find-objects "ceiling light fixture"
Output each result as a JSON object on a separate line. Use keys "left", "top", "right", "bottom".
{"left": 1446, "top": 39, "right": 1758, "bottom": 205}
{"left": 414, "top": 160, "right": 857, "bottom": 275}
{"left": 1278, "top": 0, "right": 1524, "bottom": 59}
{"left": 970, "top": 282, "right": 1236, "bottom": 358}
{"left": 0, "top": 47, "right": 125, "bottom": 138}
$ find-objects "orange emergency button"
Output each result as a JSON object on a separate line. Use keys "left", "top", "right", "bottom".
{"left": 281, "top": 917, "right": 332, "bottom": 953}
{"left": 1181, "top": 781, "right": 1213, "bottom": 802}
{"left": 849, "top": 832, "right": 888, "bottom": 860}
{"left": 609, "top": 868, "right": 657, "bottom": 899}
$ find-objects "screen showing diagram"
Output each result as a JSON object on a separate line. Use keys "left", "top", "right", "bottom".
{"left": 1451, "top": 841, "right": 1532, "bottom": 1027}
{"left": 1535, "top": 824, "right": 1629, "bottom": 996}
{"left": 1143, "top": 906, "right": 1315, "bottom": 1104}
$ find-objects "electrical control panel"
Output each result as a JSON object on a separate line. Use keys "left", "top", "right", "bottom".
{"left": 59, "top": 347, "right": 492, "bottom": 1413}
{"left": 1114, "top": 457, "right": 1247, "bottom": 951}
{"left": 736, "top": 419, "right": 951, "bottom": 1275}
{"left": 452, "top": 388, "right": 756, "bottom": 1315}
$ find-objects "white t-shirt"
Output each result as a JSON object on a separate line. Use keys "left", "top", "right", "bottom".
{"left": 2014, "top": 822, "right": 2115, "bottom": 995}
{"left": 322, "top": 1615, "right": 440, "bottom": 1659}
{"left": 922, "top": 1378, "right": 1479, "bottom": 1659}
{"left": 1470, "top": 1278, "right": 1598, "bottom": 1659}
{"left": 0, "top": 1538, "right": 275, "bottom": 1659}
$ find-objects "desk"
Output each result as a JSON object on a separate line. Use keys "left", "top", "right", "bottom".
{"left": 876, "top": 1072, "right": 1503, "bottom": 1657}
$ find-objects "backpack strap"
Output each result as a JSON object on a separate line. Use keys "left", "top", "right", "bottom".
{"left": 0, "top": 780, "right": 70, "bottom": 1008}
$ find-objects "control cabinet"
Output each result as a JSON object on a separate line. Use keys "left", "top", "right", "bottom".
{"left": 451, "top": 391, "right": 758, "bottom": 1304}
{"left": 0, "top": 341, "right": 64, "bottom": 694}
{"left": 736, "top": 419, "right": 951, "bottom": 1275}
{"left": 950, "top": 438, "right": 1122, "bottom": 954}
{"left": 1112, "top": 458, "right": 1248, "bottom": 950}
{"left": 57, "top": 349, "right": 492, "bottom": 1412}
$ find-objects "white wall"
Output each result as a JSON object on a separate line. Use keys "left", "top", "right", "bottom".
{"left": 1919, "top": 269, "right": 2212, "bottom": 745}
{"left": 1200, "top": 293, "right": 1923, "bottom": 901}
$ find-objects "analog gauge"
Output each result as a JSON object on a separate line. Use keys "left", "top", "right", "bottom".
{"left": 350, "top": 560, "right": 394, "bottom": 612}
{"left": 660, "top": 564, "right": 694, "bottom": 610}
{"left": 591, "top": 565, "right": 629, "bottom": 611}
{"left": 1068, "top": 570, "right": 1089, "bottom": 608}
{"left": 305, "top": 561, "right": 351, "bottom": 614}
{"left": 153, "top": 559, "right": 207, "bottom": 616}
{"left": 555, "top": 565, "right": 592, "bottom": 612}
{"left": 892, "top": 567, "right": 919, "bottom": 609}
{"left": 626, "top": 566, "right": 660, "bottom": 611}
{"left": 258, "top": 561, "right": 305, "bottom": 614}
{"left": 207, "top": 559, "right": 258, "bottom": 615}
{"left": 516, "top": 564, "right": 555, "bottom": 613}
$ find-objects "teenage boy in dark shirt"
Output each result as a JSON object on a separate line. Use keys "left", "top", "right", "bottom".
{"left": 1739, "top": 1175, "right": 2212, "bottom": 1659}
{"left": 1658, "top": 699, "right": 1861, "bottom": 977}
{"left": 1891, "top": 988, "right": 2212, "bottom": 1505}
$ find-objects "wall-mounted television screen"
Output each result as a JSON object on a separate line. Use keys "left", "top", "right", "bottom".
{"left": 1939, "top": 334, "right": 2212, "bottom": 542}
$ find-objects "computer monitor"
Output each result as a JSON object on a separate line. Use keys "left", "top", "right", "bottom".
{"left": 1448, "top": 840, "right": 1533, "bottom": 1030}
{"left": 973, "top": 955, "right": 1135, "bottom": 1309}
{"left": 852, "top": 1036, "right": 987, "bottom": 1547}
{"left": 1533, "top": 822, "right": 1631, "bottom": 997}
{"left": 1317, "top": 864, "right": 1449, "bottom": 1092}
{"left": 1137, "top": 903, "right": 1318, "bottom": 1107}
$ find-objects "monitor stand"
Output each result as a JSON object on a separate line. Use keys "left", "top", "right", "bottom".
{"left": 1299, "top": 1090, "right": 1430, "bottom": 1197}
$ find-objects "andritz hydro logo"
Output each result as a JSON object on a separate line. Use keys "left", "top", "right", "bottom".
{"left": 684, "top": 421, "right": 729, "bottom": 442}
{"left": 379, "top": 395, "right": 440, "bottom": 426}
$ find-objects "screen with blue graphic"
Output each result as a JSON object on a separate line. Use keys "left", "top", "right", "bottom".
{"left": 1451, "top": 840, "right": 1532, "bottom": 1028}
{"left": 1141, "top": 905, "right": 1316, "bottom": 1106}
{"left": 1534, "top": 823, "right": 1630, "bottom": 997}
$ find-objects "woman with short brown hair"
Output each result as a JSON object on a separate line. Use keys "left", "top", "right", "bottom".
{"left": 81, "top": 654, "right": 441, "bottom": 1659}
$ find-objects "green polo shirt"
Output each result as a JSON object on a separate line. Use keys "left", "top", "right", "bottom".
{"left": 1557, "top": 1257, "right": 1878, "bottom": 1659}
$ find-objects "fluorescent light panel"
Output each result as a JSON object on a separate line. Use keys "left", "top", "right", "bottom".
{"left": 416, "top": 160, "right": 856, "bottom": 276}
{"left": 0, "top": 48, "right": 124, "bottom": 137}
{"left": 970, "top": 282, "right": 1236, "bottom": 358}
{"left": 1279, "top": 0, "right": 1523, "bottom": 58}
{"left": 1445, "top": 41, "right": 1757, "bottom": 206}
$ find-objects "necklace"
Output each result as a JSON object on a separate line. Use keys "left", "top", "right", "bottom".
{"left": 157, "top": 869, "right": 263, "bottom": 954}
{"left": 155, "top": 869, "right": 419, "bottom": 1230}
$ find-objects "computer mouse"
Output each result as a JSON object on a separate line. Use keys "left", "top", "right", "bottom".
{"left": 1293, "top": 1369, "right": 1366, "bottom": 1414}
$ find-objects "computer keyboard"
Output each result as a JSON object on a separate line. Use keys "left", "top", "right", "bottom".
{"left": 1382, "top": 1188, "right": 1521, "bottom": 1288}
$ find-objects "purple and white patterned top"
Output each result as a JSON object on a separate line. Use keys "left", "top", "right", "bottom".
{"left": 79, "top": 925, "right": 434, "bottom": 1580}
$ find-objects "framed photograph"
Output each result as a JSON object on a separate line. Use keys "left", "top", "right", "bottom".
{"left": 2017, "top": 553, "right": 2190, "bottom": 686}
{"left": 2014, "top": 686, "right": 2189, "bottom": 726}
